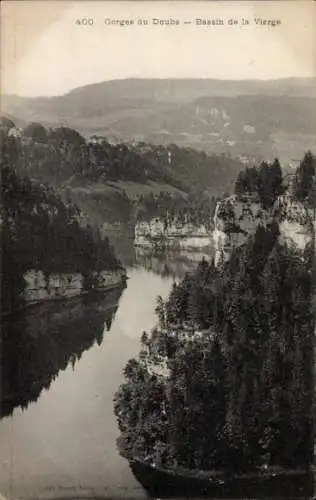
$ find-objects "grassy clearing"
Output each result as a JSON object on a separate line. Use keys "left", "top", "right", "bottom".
{"left": 61, "top": 180, "right": 187, "bottom": 227}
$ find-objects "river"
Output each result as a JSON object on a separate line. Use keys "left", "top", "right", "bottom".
{"left": 0, "top": 247, "right": 206, "bottom": 499}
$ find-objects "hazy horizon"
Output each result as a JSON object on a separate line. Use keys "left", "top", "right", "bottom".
{"left": 1, "top": 1, "right": 315, "bottom": 98}
{"left": 2, "top": 75, "right": 316, "bottom": 100}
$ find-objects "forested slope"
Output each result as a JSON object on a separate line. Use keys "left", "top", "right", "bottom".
{"left": 0, "top": 129, "right": 122, "bottom": 314}
{"left": 0, "top": 118, "right": 244, "bottom": 228}
{"left": 114, "top": 153, "right": 315, "bottom": 473}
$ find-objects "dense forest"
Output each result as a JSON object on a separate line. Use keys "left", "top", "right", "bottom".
{"left": 234, "top": 151, "right": 316, "bottom": 210}
{"left": 0, "top": 129, "right": 122, "bottom": 314}
{"left": 0, "top": 115, "right": 242, "bottom": 313}
{"left": 234, "top": 158, "right": 284, "bottom": 208}
{"left": 135, "top": 190, "right": 220, "bottom": 229}
{"left": 114, "top": 153, "right": 315, "bottom": 474}
{"left": 132, "top": 142, "right": 242, "bottom": 195}
{"left": 0, "top": 118, "right": 243, "bottom": 228}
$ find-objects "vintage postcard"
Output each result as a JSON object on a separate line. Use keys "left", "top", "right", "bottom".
{"left": 0, "top": 1, "right": 315, "bottom": 499}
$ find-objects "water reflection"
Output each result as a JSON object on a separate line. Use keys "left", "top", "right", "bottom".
{"left": 107, "top": 232, "right": 211, "bottom": 280}
{"left": 0, "top": 243, "right": 313, "bottom": 499}
{"left": 0, "top": 266, "right": 175, "bottom": 500}
{"left": 135, "top": 247, "right": 210, "bottom": 279}
{"left": 1, "top": 288, "right": 123, "bottom": 418}
{"left": 0, "top": 250, "right": 208, "bottom": 499}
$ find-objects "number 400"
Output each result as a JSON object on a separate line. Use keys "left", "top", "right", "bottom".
{"left": 75, "top": 18, "right": 94, "bottom": 26}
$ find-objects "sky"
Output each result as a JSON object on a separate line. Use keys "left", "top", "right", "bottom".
{"left": 1, "top": 0, "right": 315, "bottom": 97}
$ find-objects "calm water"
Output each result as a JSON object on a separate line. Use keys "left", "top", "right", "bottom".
{"left": 0, "top": 248, "right": 204, "bottom": 499}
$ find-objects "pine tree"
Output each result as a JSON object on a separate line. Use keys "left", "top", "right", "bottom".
{"left": 270, "top": 158, "right": 284, "bottom": 202}
{"left": 294, "top": 151, "right": 316, "bottom": 201}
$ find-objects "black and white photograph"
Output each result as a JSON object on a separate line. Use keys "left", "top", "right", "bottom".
{"left": 0, "top": 1, "right": 315, "bottom": 499}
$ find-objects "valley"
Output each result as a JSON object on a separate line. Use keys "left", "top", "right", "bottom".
{"left": 1, "top": 77, "right": 315, "bottom": 500}
{"left": 2, "top": 77, "right": 316, "bottom": 165}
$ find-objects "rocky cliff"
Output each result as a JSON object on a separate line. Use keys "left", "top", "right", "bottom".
{"left": 275, "top": 194, "right": 315, "bottom": 250}
{"left": 22, "top": 268, "right": 126, "bottom": 306}
{"left": 134, "top": 218, "right": 213, "bottom": 250}
{"left": 213, "top": 194, "right": 266, "bottom": 265}
{"left": 213, "top": 193, "right": 315, "bottom": 265}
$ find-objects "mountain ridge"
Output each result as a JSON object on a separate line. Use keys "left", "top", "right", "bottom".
{"left": 3, "top": 76, "right": 316, "bottom": 100}
{"left": 1, "top": 77, "right": 315, "bottom": 164}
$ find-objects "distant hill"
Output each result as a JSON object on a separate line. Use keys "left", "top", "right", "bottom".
{"left": 0, "top": 121, "right": 244, "bottom": 236}
{"left": 2, "top": 78, "right": 316, "bottom": 163}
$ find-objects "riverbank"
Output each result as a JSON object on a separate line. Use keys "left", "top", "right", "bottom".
{"left": 134, "top": 235, "right": 213, "bottom": 251}
{"left": 1, "top": 284, "right": 126, "bottom": 418}
{"left": 1, "top": 269, "right": 127, "bottom": 320}
{"left": 129, "top": 456, "right": 314, "bottom": 499}
{"left": 0, "top": 264, "right": 172, "bottom": 499}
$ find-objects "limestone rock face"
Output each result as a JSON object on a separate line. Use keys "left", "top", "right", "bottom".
{"left": 23, "top": 270, "right": 84, "bottom": 303}
{"left": 278, "top": 220, "right": 313, "bottom": 250}
{"left": 213, "top": 194, "right": 266, "bottom": 265}
{"left": 23, "top": 269, "right": 125, "bottom": 304}
{"left": 134, "top": 217, "right": 212, "bottom": 250}
{"left": 135, "top": 218, "right": 165, "bottom": 248}
{"left": 275, "top": 195, "right": 315, "bottom": 251}
{"left": 213, "top": 193, "right": 315, "bottom": 265}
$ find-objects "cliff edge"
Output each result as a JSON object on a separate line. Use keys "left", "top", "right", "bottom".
{"left": 213, "top": 193, "right": 315, "bottom": 265}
